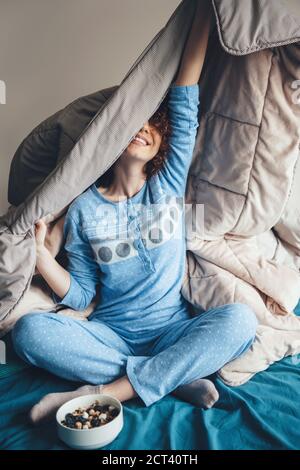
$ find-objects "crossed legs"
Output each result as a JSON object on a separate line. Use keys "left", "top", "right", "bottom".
{"left": 12, "top": 303, "right": 257, "bottom": 423}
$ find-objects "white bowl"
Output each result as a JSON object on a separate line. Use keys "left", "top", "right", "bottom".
{"left": 56, "top": 394, "right": 124, "bottom": 450}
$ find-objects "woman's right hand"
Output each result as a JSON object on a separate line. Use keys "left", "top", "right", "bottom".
{"left": 33, "top": 218, "right": 71, "bottom": 299}
{"left": 35, "top": 219, "right": 48, "bottom": 252}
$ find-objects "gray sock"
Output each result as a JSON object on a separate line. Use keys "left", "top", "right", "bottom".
{"left": 29, "top": 384, "right": 104, "bottom": 425}
{"left": 172, "top": 378, "right": 219, "bottom": 409}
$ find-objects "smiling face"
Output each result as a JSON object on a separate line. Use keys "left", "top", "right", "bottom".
{"left": 125, "top": 121, "right": 163, "bottom": 163}
{"left": 96, "top": 99, "right": 171, "bottom": 189}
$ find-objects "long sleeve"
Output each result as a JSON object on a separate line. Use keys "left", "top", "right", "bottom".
{"left": 157, "top": 83, "right": 200, "bottom": 196}
{"left": 52, "top": 209, "right": 100, "bottom": 311}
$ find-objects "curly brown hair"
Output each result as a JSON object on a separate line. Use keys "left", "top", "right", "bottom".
{"left": 95, "top": 96, "right": 171, "bottom": 188}
{"left": 145, "top": 97, "right": 171, "bottom": 178}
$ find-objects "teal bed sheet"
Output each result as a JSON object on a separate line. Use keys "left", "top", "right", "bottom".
{"left": 1, "top": 302, "right": 300, "bottom": 450}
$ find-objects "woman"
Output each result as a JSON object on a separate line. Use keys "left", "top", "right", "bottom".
{"left": 12, "top": 0, "right": 257, "bottom": 423}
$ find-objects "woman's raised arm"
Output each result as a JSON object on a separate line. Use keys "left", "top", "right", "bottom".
{"left": 174, "top": 0, "right": 213, "bottom": 87}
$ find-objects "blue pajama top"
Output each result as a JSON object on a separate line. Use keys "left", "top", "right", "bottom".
{"left": 54, "top": 84, "right": 200, "bottom": 336}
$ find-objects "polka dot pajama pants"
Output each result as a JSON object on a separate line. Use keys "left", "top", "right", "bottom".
{"left": 12, "top": 303, "right": 257, "bottom": 407}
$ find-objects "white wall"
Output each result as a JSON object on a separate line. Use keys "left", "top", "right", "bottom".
{"left": 0, "top": 0, "right": 180, "bottom": 215}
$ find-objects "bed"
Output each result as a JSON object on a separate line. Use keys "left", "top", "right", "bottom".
{"left": 0, "top": 301, "right": 299, "bottom": 450}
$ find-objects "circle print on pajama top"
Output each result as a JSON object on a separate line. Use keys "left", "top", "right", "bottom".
{"left": 76, "top": 176, "right": 190, "bottom": 333}
{"left": 86, "top": 185, "right": 182, "bottom": 268}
